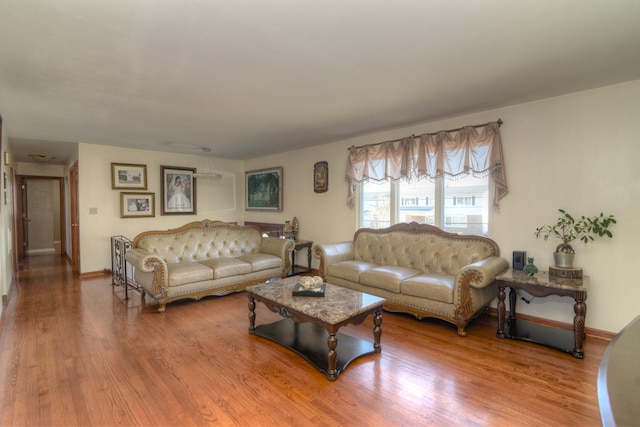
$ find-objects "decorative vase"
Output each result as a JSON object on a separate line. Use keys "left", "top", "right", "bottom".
{"left": 554, "top": 252, "right": 575, "bottom": 268}
{"left": 291, "top": 217, "right": 299, "bottom": 240}
{"left": 522, "top": 257, "right": 539, "bottom": 276}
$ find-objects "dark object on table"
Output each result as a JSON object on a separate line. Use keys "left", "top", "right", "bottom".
{"left": 292, "top": 283, "right": 326, "bottom": 297}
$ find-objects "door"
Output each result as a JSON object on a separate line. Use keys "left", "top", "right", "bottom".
{"left": 15, "top": 177, "right": 28, "bottom": 260}
{"left": 70, "top": 162, "right": 80, "bottom": 274}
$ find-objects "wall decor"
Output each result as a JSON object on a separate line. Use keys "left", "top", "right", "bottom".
{"left": 161, "top": 166, "right": 197, "bottom": 215}
{"left": 313, "top": 161, "right": 328, "bottom": 193}
{"left": 111, "top": 163, "right": 147, "bottom": 190}
{"left": 120, "top": 192, "right": 155, "bottom": 218}
{"left": 245, "top": 167, "right": 283, "bottom": 211}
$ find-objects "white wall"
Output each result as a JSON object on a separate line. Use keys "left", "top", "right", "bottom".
{"left": 0, "top": 121, "right": 12, "bottom": 318}
{"left": 245, "top": 79, "right": 640, "bottom": 334}
{"left": 13, "top": 79, "right": 632, "bottom": 333}
{"left": 77, "top": 144, "right": 243, "bottom": 274}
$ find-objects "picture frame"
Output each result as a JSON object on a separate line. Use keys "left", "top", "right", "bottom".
{"left": 120, "top": 192, "right": 155, "bottom": 218}
{"left": 111, "top": 163, "right": 147, "bottom": 190}
{"left": 245, "top": 167, "right": 283, "bottom": 211}
{"left": 161, "top": 166, "right": 197, "bottom": 215}
{"left": 313, "top": 161, "right": 328, "bottom": 193}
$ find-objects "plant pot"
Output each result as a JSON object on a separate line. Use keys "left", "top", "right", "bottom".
{"left": 553, "top": 252, "right": 575, "bottom": 268}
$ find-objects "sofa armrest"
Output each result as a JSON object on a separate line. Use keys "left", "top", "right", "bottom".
{"left": 125, "top": 248, "right": 163, "bottom": 272}
{"left": 312, "top": 241, "right": 354, "bottom": 278}
{"left": 457, "top": 256, "right": 509, "bottom": 289}
{"left": 124, "top": 248, "right": 169, "bottom": 298}
{"left": 261, "top": 237, "right": 295, "bottom": 274}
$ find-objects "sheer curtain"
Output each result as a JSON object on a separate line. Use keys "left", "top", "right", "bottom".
{"left": 345, "top": 120, "right": 508, "bottom": 210}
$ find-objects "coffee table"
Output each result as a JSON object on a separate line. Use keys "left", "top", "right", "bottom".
{"left": 247, "top": 277, "right": 385, "bottom": 380}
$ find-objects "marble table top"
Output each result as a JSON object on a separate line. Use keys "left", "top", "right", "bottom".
{"left": 496, "top": 268, "right": 589, "bottom": 292}
{"left": 247, "top": 276, "right": 385, "bottom": 325}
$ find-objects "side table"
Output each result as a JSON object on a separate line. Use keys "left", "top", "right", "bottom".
{"left": 287, "top": 240, "right": 313, "bottom": 276}
{"left": 496, "top": 268, "right": 588, "bottom": 358}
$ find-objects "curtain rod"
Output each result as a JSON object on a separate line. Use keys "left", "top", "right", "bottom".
{"left": 348, "top": 118, "right": 503, "bottom": 150}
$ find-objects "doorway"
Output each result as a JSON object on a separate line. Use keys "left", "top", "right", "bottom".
{"left": 16, "top": 176, "right": 66, "bottom": 261}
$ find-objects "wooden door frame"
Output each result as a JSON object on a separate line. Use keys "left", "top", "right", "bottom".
{"left": 15, "top": 175, "right": 66, "bottom": 260}
{"left": 69, "top": 162, "right": 80, "bottom": 274}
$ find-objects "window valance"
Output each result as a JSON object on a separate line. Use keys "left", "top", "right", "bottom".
{"left": 345, "top": 120, "right": 508, "bottom": 210}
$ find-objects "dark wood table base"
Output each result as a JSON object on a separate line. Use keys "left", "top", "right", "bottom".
{"left": 251, "top": 317, "right": 381, "bottom": 380}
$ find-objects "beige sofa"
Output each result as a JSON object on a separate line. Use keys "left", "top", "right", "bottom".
{"left": 125, "top": 220, "right": 294, "bottom": 312}
{"left": 313, "top": 222, "right": 508, "bottom": 336}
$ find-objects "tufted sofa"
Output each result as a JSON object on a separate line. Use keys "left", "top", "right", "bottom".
{"left": 125, "top": 220, "right": 294, "bottom": 312}
{"left": 313, "top": 222, "right": 508, "bottom": 336}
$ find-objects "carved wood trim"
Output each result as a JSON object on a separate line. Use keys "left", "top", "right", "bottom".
{"left": 353, "top": 222, "right": 500, "bottom": 256}
{"left": 132, "top": 220, "right": 259, "bottom": 247}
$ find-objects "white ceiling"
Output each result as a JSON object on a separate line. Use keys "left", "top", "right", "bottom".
{"left": 1, "top": 1, "right": 640, "bottom": 165}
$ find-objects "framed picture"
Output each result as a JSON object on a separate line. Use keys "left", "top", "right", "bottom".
{"left": 313, "top": 161, "right": 328, "bottom": 193}
{"left": 245, "top": 167, "right": 283, "bottom": 211}
{"left": 120, "top": 192, "right": 155, "bottom": 218}
{"left": 111, "top": 163, "right": 147, "bottom": 190}
{"left": 161, "top": 166, "right": 196, "bottom": 215}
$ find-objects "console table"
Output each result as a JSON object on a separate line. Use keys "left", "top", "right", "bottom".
{"left": 496, "top": 268, "right": 588, "bottom": 358}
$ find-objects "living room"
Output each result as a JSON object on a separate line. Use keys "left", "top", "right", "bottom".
{"left": 1, "top": 1, "right": 640, "bottom": 424}
{"left": 52, "top": 79, "right": 640, "bottom": 337}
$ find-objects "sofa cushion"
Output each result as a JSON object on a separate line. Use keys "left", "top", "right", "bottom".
{"left": 236, "top": 253, "right": 282, "bottom": 272}
{"left": 360, "top": 266, "right": 422, "bottom": 293}
{"left": 327, "top": 260, "right": 378, "bottom": 283}
{"left": 167, "top": 262, "right": 214, "bottom": 287}
{"left": 199, "top": 257, "right": 252, "bottom": 279}
{"left": 400, "top": 273, "right": 455, "bottom": 304}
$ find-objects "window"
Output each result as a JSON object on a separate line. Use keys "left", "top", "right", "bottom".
{"left": 360, "top": 174, "right": 490, "bottom": 236}
{"left": 361, "top": 180, "right": 391, "bottom": 229}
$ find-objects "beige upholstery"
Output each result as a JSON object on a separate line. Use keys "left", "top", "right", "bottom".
{"left": 125, "top": 220, "right": 295, "bottom": 312}
{"left": 313, "top": 222, "right": 508, "bottom": 336}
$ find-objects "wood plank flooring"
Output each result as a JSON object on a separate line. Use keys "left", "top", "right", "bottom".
{"left": 0, "top": 255, "right": 608, "bottom": 426}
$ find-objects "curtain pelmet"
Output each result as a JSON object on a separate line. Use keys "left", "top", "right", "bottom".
{"left": 345, "top": 121, "right": 508, "bottom": 210}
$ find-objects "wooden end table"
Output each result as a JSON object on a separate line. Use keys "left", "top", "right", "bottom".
{"left": 287, "top": 240, "right": 313, "bottom": 276}
{"left": 247, "top": 277, "right": 385, "bottom": 380}
{"left": 496, "top": 268, "right": 588, "bottom": 358}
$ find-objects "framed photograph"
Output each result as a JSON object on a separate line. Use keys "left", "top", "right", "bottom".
{"left": 161, "top": 166, "right": 196, "bottom": 215}
{"left": 120, "top": 192, "right": 155, "bottom": 218}
{"left": 245, "top": 167, "right": 283, "bottom": 211}
{"left": 313, "top": 161, "right": 328, "bottom": 193}
{"left": 111, "top": 163, "right": 147, "bottom": 190}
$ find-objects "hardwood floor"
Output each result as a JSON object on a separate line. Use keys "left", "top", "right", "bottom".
{"left": 0, "top": 255, "right": 608, "bottom": 426}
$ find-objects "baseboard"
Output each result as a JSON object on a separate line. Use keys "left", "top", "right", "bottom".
{"left": 486, "top": 307, "right": 615, "bottom": 342}
{"left": 27, "top": 248, "right": 56, "bottom": 255}
{"left": 79, "top": 269, "right": 111, "bottom": 279}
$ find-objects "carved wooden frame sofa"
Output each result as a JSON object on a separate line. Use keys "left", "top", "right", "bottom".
{"left": 125, "top": 220, "right": 294, "bottom": 312}
{"left": 313, "top": 222, "right": 508, "bottom": 336}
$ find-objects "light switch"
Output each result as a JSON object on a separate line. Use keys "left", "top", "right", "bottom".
{"left": 89, "top": 207, "right": 98, "bottom": 215}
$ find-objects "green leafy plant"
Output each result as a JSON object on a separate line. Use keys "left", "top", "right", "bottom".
{"left": 534, "top": 209, "right": 616, "bottom": 254}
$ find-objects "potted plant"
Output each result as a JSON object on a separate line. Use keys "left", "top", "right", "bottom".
{"left": 534, "top": 209, "right": 616, "bottom": 268}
